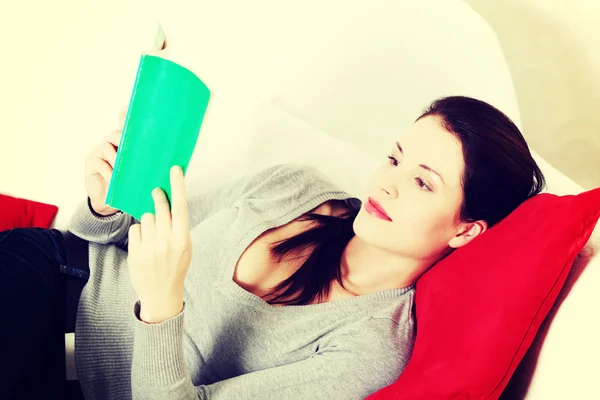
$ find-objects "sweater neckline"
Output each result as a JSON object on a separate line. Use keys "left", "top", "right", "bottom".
{"left": 215, "top": 190, "right": 415, "bottom": 313}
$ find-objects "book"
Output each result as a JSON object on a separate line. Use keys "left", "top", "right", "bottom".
{"left": 105, "top": 24, "right": 211, "bottom": 222}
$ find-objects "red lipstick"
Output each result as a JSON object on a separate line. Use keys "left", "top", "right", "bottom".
{"left": 365, "top": 197, "right": 392, "bottom": 221}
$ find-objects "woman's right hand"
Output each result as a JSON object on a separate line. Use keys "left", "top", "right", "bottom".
{"left": 84, "top": 108, "right": 127, "bottom": 216}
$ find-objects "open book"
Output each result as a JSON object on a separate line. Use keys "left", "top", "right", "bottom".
{"left": 105, "top": 24, "right": 211, "bottom": 221}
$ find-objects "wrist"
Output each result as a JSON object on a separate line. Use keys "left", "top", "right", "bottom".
{"left": 139, "top": 298, "right": 184, "bottom": 324}
{"left": 89, "top": 198, "right": 119, "bottom": 217}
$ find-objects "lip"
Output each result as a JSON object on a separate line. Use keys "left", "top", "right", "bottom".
{"left": 365, "top": 197, "right": 393, "bottom": 221}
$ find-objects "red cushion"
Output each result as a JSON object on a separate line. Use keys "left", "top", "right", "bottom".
{"left": 367, "top": 187, "right": 600, "bottom": 400}
{"left": 0, "top": 193, "right": 59, "bottom": 231}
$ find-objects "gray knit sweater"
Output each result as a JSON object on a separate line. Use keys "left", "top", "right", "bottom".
{"left": 68, "top": 164, "right": 415, "bottom": 400}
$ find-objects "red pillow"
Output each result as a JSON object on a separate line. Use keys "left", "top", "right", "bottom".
{"left": 367, "top": 187, "right": 600, "bottom": 400}
{"left": 0, "top": 193, "right": 59, "bottom": 231}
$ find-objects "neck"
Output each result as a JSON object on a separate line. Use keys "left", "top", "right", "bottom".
{"left": 337, "top": 236, "right": 429, "bottom": 296}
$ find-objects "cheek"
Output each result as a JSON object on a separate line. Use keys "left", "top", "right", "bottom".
{"left": 389, "top": 197, "right": 445, "bottom": 229}
{"left": 405, "top": 206, "right": 453, "bottom": 233}
{"left": 407, "top": 203, "right": 460, "bottom": 245}
{"left": 390, "top": 209, "right": 447, "bottom": 249}
{"left": 354, "top": 200, "right": 457, "bottom": 254}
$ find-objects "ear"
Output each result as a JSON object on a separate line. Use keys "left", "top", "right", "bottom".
{"left": 448, "top": 220, "right": 488, "bottom": 249}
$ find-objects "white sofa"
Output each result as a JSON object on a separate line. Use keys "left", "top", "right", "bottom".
{"left": 5, "top": 0, "right": 597, "bottom": 397}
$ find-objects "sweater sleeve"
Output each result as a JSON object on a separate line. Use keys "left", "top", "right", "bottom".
{"left": 66, "top": 164, "right": 297, "bottom": 251}
{"left": 131, "top": 304, "right": 413, "bottom": 400}
{"left": 67, "top": 196, "right": 137, "bottom": 251}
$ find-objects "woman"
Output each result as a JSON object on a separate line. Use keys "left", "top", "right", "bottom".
{"left": 0, "top": 96, "right": 545, "bottom": 400}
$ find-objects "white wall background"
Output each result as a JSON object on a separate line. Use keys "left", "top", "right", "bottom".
{"left": 465, "top": 0, "right": 600, "bottom": 190}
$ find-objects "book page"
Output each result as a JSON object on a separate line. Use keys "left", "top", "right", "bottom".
{"left": 144, "top": 23, "right": 170, "bottom": 58}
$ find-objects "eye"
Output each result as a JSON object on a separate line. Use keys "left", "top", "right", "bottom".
{"left": 387, "top": 154, "right": 399, "bottom": 167}
{"left": 388, "top": 154, "right": 433, "bottom": 192}
{"left": 415, "top": 178, "right": 433, "bottom": 192}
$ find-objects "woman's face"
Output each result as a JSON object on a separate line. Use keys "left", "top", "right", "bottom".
{"left": 354, "top": 115, "right": 473, "bottom": 262}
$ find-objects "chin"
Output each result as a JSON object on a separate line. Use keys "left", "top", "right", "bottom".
{"left": 352, "top": 209, "right": 390, "bottom": 245}
{"left": 353, "top": 209, "right": 423, "bottom": 257}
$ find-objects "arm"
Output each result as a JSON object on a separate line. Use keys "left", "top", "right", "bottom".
{"left": 67, "top": 164, "right": 292, "bottom": 251}
{"left": 131, "top": 304, "right": 412, "bottom": 400}
{"left": 67, "top": 196, "right": 136, "bottom": 251}
{"left": 185, "top": 163, "right": 293, "bottom": 231}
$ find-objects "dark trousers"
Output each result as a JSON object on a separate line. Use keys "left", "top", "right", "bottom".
{"left": 0, "top": 228, "right": 88, "bottom": 400}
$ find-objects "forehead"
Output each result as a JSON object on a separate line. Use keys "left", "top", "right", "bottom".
{"left": 397, "top": 115, "right": 465, "bottom": 187}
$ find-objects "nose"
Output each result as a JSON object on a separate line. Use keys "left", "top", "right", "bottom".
{"left": 379, "top": 174, "right": 399, "bottom": 198}
{"left": 381, "top": 186, "right": 398, "bottom": 198}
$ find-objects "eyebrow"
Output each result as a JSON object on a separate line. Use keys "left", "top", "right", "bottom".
{"left": 395, "top": 142, "right": 446, "bottom": 185}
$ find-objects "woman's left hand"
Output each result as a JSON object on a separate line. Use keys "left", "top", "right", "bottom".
{"left": 127, "top": 165, "right": 193, "bottom": 324}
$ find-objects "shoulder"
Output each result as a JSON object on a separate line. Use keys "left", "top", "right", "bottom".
{"left": 240, "top": 163, "right": 349, "bottom": 203}
{"left": 230, "top": 163, "right": 356, "bottom": 222}
{"left": 248, "top": 163, "right": 339, "bottom": 189}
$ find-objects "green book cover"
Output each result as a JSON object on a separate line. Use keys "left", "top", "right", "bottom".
{"left": 105, "top": 25, "right": 211, "bottom": 221}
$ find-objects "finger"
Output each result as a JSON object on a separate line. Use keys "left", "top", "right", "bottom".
{"left": 105, "top": 130, "right": 122, "bottom": 148}
{"left": 100, "top": 141, "right": 118, "bottom": 168}
{"left": 87, "top": 147, "right": 107, "bottom": 174}
{"left": 118, "top": 107, "right": 127, "bottom": 129}
{"left": 93, "top": 158, "right": 113, "bottom": 183}
{"left": 128, "top": 224, "right": 141, "bottom": 253}
{"left": 170, "top": 165, "right": 189, "bottom": 234}
{"left": 152, "top": 188, "right": 172, "bottom": 235}
{"left": 140, "top": 212, "right": 156, "bottom": 244}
